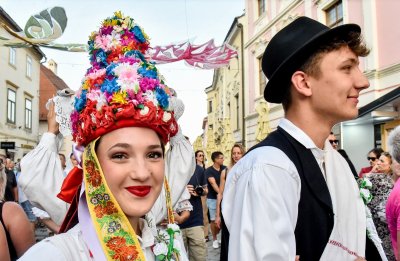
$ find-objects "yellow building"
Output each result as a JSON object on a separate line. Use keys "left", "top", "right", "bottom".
{"left": 203, "top": 15, "right": 246, "bottom": 165}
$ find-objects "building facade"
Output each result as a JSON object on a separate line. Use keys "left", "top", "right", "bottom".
{"left": 203, "top": 15, "right": 247, "bottom": 164}
{"left": 0, "top": 7, "right": 44, "bottom": 160}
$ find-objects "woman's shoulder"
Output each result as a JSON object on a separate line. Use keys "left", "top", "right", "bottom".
{"left": 19, "top": 224, "right": 90, "bottom": 260}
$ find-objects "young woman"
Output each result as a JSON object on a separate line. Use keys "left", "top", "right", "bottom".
{"left": 216, "top": 144, "right": 245, "bottom": 261}
{"left": 19, "top": 12, "right": 193, "bottom": 261}
{"left": 359, "top": 148, "right": 384, "bottom": 178}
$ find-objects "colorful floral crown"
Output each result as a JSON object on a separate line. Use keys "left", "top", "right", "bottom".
{"left": 71, "top": 12, "right": 178, "bottom": 146}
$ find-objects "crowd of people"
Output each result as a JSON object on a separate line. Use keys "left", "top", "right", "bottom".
{"left": 0, "top": 13, "right": 399, "bottom": 261}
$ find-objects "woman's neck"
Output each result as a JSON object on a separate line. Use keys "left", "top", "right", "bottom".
{"left": 128, "top": 216, "right": 141, "bottom": 237}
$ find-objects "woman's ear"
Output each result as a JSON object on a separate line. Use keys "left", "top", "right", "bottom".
{"left": 291, "top": 71, "right": 312, "bottom": 97}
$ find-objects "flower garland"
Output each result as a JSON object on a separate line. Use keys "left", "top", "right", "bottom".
{"left": 359, "top": 177, "right": 373, "bottom": 204}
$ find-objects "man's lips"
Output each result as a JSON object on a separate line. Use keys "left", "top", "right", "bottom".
{"left": 126, "top": 186, "right": 151, "bottom": 197}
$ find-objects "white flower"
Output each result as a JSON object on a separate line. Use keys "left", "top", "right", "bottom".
{"left": 360, "top": 188, "right": 371, "bottom": 199}
{"left": 153, "top": 242, "right": 168, "bottom": 256}
{"left": 167, "top": 223, "right": 180, "bottom": 232}
{"left": 173, "top": 239, "right": 181, "bottom": 252}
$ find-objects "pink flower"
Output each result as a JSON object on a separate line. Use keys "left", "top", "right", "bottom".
{"left": 94, "top": 35, "right": 110, "bottom": 51}
{"left": 87, "top": 68, "right": 106, "bottom": 80}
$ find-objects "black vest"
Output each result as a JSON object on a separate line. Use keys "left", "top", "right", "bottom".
{"left": 248, "top": 127, "right": 381, "bottom": 260}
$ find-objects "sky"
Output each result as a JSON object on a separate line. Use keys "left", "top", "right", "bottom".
{"left": 0, "top": 0, "right": 245, "bottom": 143}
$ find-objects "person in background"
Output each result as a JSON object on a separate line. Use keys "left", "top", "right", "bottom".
{"left": 359, "top": 148, "right": 384, "bottom": 178}
{"left": 328, "top": 132, "right": 358, "bottom": 179}
{"left": 69, "top": 153, "right": 78, "bottom": 167}
{"left": 58, "top": 154, "right": 67, "bottom": 177}
{"left": 216, "top": 144, "right": 245, "bottom": 261}
{"left": 206, "top": 151, "right": 225, "bottom": 249}
{"left": 0, "top": 158, "right": 35, "bottom": 260}
{"left": 4, "top": 159, "right": 17, "bottom": 202}
{"left": 195, "top": 150, "right": 209, "bottom": 242}
{"left": 15, "top": 164, "right": 36, "bottom": 233}
{"left": 366, "top": 151, "right": 395, "bottom": 260}
{"left": 180, "top": 162, "right": 208, "bottom": 261}
{"left": 386, "top": 126, "right": 400, "bottom": 260}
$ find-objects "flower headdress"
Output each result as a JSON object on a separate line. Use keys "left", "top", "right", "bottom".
{"left": 71, "top": 11, "right": 178, "bottom": 146}
{"left": 57, "top": 12, "right": 181, "bottom": 261}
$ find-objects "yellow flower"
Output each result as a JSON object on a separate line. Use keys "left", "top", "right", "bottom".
{"left": 114, "top": 11, "right": 123, "bottom": 19}
{"left": 111, "top": 92, "right": 128, "bottom": 104}
{"left": 82, "top": 80, "right": 90, "bottom": 90}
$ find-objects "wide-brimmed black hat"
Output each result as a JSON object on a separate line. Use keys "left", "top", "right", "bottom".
{"left": 262, "top": 16, "right": 361, "bottom": 103}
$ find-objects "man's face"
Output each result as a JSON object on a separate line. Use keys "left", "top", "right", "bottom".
{"left": 307, "top": 46, "right": 369, "bottom": 123}
{"left": 214, "top": 154, "right": 224, "bottom": 167}
{"left": 328, "top": 134, "right": 339, "bottom": 150}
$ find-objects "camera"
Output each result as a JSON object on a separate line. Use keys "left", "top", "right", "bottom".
{"left": 194, "top": 186, "right": 204, "bottom": 196}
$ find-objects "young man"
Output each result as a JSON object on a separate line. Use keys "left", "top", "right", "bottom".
{"left": 180, "top": 164, "right": 208, "bottom": 261}
{"left": 206, "top": 151, "right": 225, "bottom": 249}
{"left": 223, "top": 17, "right": 382, "bottom": 260}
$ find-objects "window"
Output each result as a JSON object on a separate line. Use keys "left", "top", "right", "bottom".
{"left": 26, "top": 56, "right": 32, "bottom": 78}
{"left": 258, "top": 57, "right": 266, "bottom": 96}
{"left": 227, "top": 102, "right": 231, "bottom": 118}
{"left": 25, "top": 98, "right": 32, "bottom": 129}
{"left": 9, "top": 48, "right": 16, "bottom": 66}
{"left": 7, "top": 89, "right": 16, "bottom": 124}
{"left": 208, "top": 100, "right": 213, "bottom": 113}
{"left": 258, "top": 0, "right": 266, "bottom": 16}
{"left": 235, "top": 94, "right": 240, "bottom": 130}
{"left": 326, "top": 1, "right": 343, "bottom": 27}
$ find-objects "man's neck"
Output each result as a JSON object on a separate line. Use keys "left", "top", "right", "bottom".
{"left": 212, "top": 163, "right": 221, "bottom": 171}
{"left": 286, "top": 109, "right": 334, "bottom": 149}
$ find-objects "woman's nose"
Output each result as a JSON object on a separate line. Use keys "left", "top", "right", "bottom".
{"left": 129, "top": 159, "right": 151, "bottom": 181}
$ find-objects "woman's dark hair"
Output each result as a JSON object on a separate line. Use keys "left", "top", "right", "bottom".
{"left": 368, "top": 148, "right": 384, "bottom": 159}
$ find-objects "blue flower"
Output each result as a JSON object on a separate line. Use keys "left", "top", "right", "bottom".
{"left": 125, "top": 50, "right": 146, "bottom": 62}
{"left": 155, "top": 88, "right": 169, "bottom": 109}
{"left": 138, "top": 67, "right": 158, "bottom": 79}
{"left": 132, "top": 26, "right": 146, "bottom": 43}
{"left": 74, "top": 90, "right": 87, "bottom": 112}
{"left": 96, "top": 49, "right": 108, "bottom": 68}
{"left": 101, "top": 78, "right": 120, "bottom": 94}
{"left": 106, "top": 63, "right": 118, "bottom": 76}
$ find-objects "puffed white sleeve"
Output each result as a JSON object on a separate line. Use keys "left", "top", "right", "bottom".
{"left": 222, "top": 147, "right": 301, "bottom": 261}
{"left": 19, "top": 132, "right": 69, "bottom": 225}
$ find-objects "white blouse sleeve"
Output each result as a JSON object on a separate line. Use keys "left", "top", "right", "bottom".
{"left": 19, "top": 132, "right": 69, "bottom": 225}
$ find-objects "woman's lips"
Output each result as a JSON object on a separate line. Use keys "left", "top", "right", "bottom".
{"left": 126, "top": 186, "right": 151, "bottom": 197}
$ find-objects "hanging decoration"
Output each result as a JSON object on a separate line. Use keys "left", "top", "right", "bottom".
{"left": 0, "top": 6, "right": 237, "bottom": 69}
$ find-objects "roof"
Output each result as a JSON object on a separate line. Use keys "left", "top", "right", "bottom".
{"left": 40, "top": 65, "right": 69, "bottom": 90}
{"left": 358, "top": 87, "right": 400, "bottom": 118}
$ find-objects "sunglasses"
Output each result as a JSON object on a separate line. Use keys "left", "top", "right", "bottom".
{"left": 197, "top": 154, "right": 204, "bottom": 157}
{"left": 367, "top": 157, "right": 377, "bottom": 161}
{"left": 329, "top": 140, "right": 339, "bottom": 145}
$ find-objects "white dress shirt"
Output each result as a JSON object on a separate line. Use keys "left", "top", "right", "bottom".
{"left": 222, "top": 118, "right": 327, "bottom": 261}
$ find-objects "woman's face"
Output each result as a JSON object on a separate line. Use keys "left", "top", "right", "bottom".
{"left": 231, "top": 147, "right": 243, "bottom": 164}
{"left": 376, "top": 154, "right": 391, "bottom": 174}
{"left": 368, "top": 152, "right": 378, "bottom": 167}
{"left": 196, "top": 152, "right": 204, "bottom": 164}
{"left": 96, "top": 127, "right": 165, "bottom": 219}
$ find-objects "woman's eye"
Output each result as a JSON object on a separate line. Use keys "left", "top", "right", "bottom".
{"left": 148, "top": 151, "right": 162, "bottom": 159}
{"left": 111, "top": 153, "right": 126, "bottom": 160}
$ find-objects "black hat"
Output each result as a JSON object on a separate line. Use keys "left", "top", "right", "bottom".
{"left": 262, "top": 16, "right": 361, "bottom": 103}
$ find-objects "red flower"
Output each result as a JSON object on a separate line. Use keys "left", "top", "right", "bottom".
{"left": 106, "top": 236, "right": 126, "bottom": 250}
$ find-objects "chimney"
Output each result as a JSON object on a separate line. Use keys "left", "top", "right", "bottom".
{"left": 47, "top": 59, "right": 58, "bottom": 75}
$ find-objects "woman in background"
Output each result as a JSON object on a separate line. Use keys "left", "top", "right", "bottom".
{"left": 366, "top": 152, "right": 395, "bottom": 260}
{"left": 216, "top": 144, "right": 245, "bottom": 261}
{"left": 359, "top": 148, "right": 384, "bottom": 178}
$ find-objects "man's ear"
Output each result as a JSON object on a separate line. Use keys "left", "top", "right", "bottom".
{"left": 291, "top": 71, "right": 312, "bottom": 97}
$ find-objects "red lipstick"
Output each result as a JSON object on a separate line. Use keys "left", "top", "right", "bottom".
{"left": 126, "top": 186, "right": 151, "bottom": 197}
